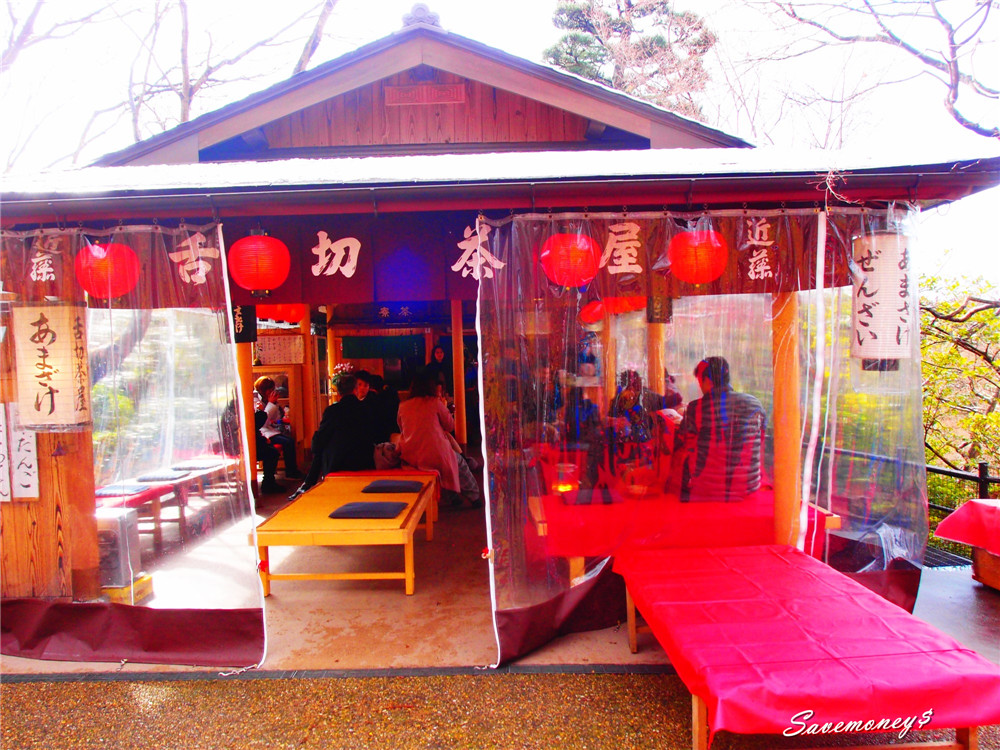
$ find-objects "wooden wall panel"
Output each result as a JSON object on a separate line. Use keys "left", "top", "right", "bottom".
{"left": 1, "top": 267, "right": 98, "bottom": 601}
{"left": 261, "top": 69, "right": 591, "bottom": 149}
{"left": 1, "top": 432, "right": 72, "bottom": 599}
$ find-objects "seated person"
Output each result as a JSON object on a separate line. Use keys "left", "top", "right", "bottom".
{"left": 608, "top": 369, "right": 661, "bottom": 444}
{"left": 661, "top": 369, "right": 684, "bottom": 412}
{"left": 563, "top": 386, "right": 605, "bottom": 489}
{"left": 397, "top": 369, "right": 479, "bottom": 507}
{"left": 672, "top": 356, "right": 765, "bottom": 502}
{"left": 253, "top": 403, "right": 283, "bottom": 495}
{"left": 292, "top": 373, "right": 378, "bottom": 496}
{"left": 367, "top": 372, "right": 400, "bottom": 444}
{"left": 254, "top": 376, "right": 303, "bottom": 480}
{"left": 653, "top": 369, "right": 685, "bottom": 458}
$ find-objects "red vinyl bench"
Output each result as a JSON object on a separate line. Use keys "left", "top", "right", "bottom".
{"left": 614, "top": 544, "right": 1000, "bottom": 749}
{"left": 96, "top": 458, "right": 240, "bottom": 552}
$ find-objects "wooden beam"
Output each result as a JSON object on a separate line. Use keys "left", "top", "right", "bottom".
{"left": 772, "top": 292, "right": 801, "bottom": 546}
{"left": 60, "top": 431, "right": 99, "bottom": 600}
{"left": 647, "top": 323, "right": 665, "bottom": 397}
{"left": 199, "top": 45, "right": 425, "bottom": 148}
{"left": 419, "top": 38, "right": 656, "bottom": 139}
{"left": 692, "top": 695, "right": 709, "bottom": 750}
{"left": 237, "top": 342, "right": 257, "bottom": 492}
{"left": 299, "top": 310, "right": 317, "bottom": 458}
{"left": 326, "top": 307, "right": 338, "bottom": 405}
{"left": 450, "top": 299, "right": 466, "bottom": 446}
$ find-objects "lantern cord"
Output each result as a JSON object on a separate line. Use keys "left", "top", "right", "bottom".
{"left": 797, "top": 210, "right": 827, "bottom": 550}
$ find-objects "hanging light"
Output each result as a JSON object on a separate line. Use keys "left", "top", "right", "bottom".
{"left": 256, "top": 303, "right": 307, "bottom": 323}
{"left": 668, "top": 226, "right": 727, "bottom": 284}
{"left": 227, "top": 233, "right": 290, "bottom": 297}
{"left": 74, "top": 241, "right": 140, "bottom": 299}
{"left": 539, "top": 232, "right": 602, "bottom": 287}
{"left": 851, "top": 231, "right": 911, "bottom": 362}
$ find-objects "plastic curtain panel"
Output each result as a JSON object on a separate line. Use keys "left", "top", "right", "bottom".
{"left": 800, "top": 206, "right": 929, "bottom": 610}
{"left": 480, "top": 207, "right": 928, "bottom": 663}
{"left": 0, "top": 224, "right": 264, "bottom": 667}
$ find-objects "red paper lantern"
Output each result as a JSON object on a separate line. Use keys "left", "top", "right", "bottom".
{"left": 74, "top": 242, "right": 140, "bottom": 299}
{"left": 539, "top": 233, "right": 602, "bottom": 287}
{"left": 228, "top": 235, "right": 290, "bottom": 296}
{"left": 256, "top": 303, "right": 307, "bottom": 322}
{"left": 668, "top": 229, "right": 728, "bottom": 284}
{"left": 579, "top": 296, "right": 647, "bottom": 324}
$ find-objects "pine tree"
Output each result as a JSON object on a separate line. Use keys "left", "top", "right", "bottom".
{"left": 544, "top": 0, "right": 716, "bottom": 119}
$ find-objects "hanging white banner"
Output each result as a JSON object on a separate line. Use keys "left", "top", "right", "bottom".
{"left": 8, "top": 404, "right": 39, "bottom": 499}
{"left": 12, "top": 304, "right": 92, "bottom": 428}
{"left": 851, "top": 232, "right": 913, "bottom": 360}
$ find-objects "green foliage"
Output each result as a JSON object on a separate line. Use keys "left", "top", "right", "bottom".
{"left": 544, "top": 0, "right": 715, "bottom": 119}
{"left": 926, "top": 472, "right": 975, "bottom": 558}
{"left": 91, "top": 382, "right": 135, "bottom": 434}
{"left": 546, "top": 30, "right": 610, "bottom": 83}
{"left": 919, "top": 275, "right": 1000, "bottom": 475}
{"left": 920, "top": 274, "right": 998, "bottom": 555}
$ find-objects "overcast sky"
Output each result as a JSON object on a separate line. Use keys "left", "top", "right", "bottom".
{"left": 1, "top": 0, "right": 997, "bottom": 285}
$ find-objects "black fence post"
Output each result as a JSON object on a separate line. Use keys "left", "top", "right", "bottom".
{"left": 979, "top": 462, "right": 990, "bottom": 499}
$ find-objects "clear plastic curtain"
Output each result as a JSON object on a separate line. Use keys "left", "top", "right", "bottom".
{"left": 480, "top": 208, "right": 928, "bottom": 663}
{"left": 1, "top": 224, "right": 263, "bottom": 666}
{"left": 803, "top": 207, "right": 929, "bottom": 609}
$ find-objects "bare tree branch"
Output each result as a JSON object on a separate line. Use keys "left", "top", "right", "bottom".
{"left": 293, "top": 0, "right": 338, "bottom": 75}
{"left": 744, "top": 0, "right": 999, "bottom": 138}
{"left": 2, "top": 0, "right": 112, "bottom": 69}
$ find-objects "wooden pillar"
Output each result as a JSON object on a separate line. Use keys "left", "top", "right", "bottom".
{"left": 59, "top": 432, "right": 100, "bottom": 600}
{"left": 424, "top": 329, "right": 435, "bottom": 364}
{"left": 602, "top": 319, "right": 617, "bottom": 413}
{"left": 326, "top": 307, "right": 338, "bottom": 404}
{"left": 772, "top": 292, "right": 802, "bottom": 545}
{"left": 299, "top": 311, "right": 317, "bottom": 456}
{"left": 647, "top": 323, "right": 666, "bottom": 393}
{"left": 450, "top": 299, "right": 467, "bottom": 446}
{"left": 237, "top": 342, "right": 257, "bottom": 489}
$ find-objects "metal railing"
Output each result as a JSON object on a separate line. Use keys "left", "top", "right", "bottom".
{"left": 926, "top": 461, "right": 997, "bottom": 515}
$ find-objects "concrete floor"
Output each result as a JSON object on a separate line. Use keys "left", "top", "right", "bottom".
{"left": 2, "top": 475, "right": 998, "bottom": 676}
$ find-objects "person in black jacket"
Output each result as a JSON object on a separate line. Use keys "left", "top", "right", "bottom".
{"left": 673, "top": 356, "right": 766, "bottom": 502}
{"left": 365, "top": 372, "right": 400, "bottom": 444}
{"left": 290, "top": 374, "right": 378, "bottom": 497}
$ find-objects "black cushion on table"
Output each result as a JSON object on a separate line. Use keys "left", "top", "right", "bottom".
{"left": 329, "top": 501, "right": 408, "bottom": 519}
{"left": 136, "top": 470, "right": 190, "bottom": 482}
{"left": 562, "top": 487, "right": 624, "bottom": 505}
{"left": 360, "top": 479, "right": 424, "bottom": 493}
{"left": 95, "top": 483, "right": 149, "bottom": 497}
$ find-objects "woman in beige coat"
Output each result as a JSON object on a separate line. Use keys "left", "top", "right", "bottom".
{"left": 397, "top": 370, "right": 480, "bottom": 507}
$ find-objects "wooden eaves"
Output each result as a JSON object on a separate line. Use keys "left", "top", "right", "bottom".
{"left": 2, "top": 152, "right": 998, "bottom": 227}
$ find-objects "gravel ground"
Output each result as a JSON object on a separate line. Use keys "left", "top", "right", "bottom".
{"left": 2, "top": 672, "right": 998, "bottom": 749}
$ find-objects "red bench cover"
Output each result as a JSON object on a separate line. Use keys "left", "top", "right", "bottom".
{"left": 615, "top": 545, "right": 1000, "bottom": 738}
{"left": 96, "top": 482, "right": 173, "bottom": 509}
{"left": 540, "top": 489, "right": 774, "bottom": 558}
{"left": 935, "top": 499, "right": 1000, "bottom": 555}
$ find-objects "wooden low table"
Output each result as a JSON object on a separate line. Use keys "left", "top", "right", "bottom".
{"left": 251, "top": 473, "right": 437, "bottom": 596}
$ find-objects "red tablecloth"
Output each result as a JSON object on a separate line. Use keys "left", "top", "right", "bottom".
{"left": 615, "top": 545, "right": 1000, "bottom": 738}
{"left": 935, "top": 499, "right": 1000, "bottom": 555}
{"left": 540, "top": 489, "right": 775, "bottom": 558}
